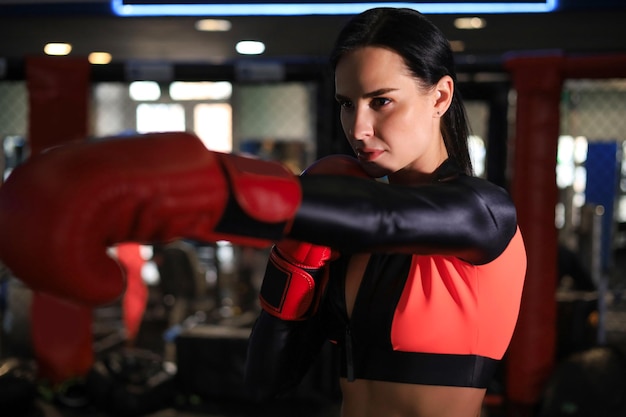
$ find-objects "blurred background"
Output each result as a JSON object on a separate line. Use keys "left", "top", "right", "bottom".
{"left": 1, "top": 1, "right": 626, "bottom": 416}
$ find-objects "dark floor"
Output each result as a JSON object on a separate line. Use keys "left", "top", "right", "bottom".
{"left": 18, "top": 397, "right": 343, "bottom": 417}
{"left": 3, "top": 286, "right": 626, "bottom": 417}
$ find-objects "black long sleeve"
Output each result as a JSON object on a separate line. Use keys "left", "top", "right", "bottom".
{"left": 244, "top": 310, "right": 328, "bottom": 401}
{"left": 290, "top": 168, "right": 517, "bottom": 265}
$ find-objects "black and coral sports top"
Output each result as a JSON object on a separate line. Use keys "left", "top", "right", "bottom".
{"left": 322, "top": 227, "right": 525, "bottom": 387}
{"left": 244, "top": 159, "right": 526, "bottom": 399}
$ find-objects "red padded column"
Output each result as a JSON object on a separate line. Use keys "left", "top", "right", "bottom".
{"left": 27, "top": 57, "right": 90, "bottom": 155}
{"left": 504, "top": 54, "right": 563, "bottom": 407}
{"left": 26, "top": 56, "right": 93, "bottom": 383}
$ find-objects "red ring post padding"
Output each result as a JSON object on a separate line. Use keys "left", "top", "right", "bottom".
{"left": 26, "top": 56, "right": 92, "bottom": 383}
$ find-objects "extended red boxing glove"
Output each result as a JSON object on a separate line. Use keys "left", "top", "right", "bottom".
{"left": 259, "top": 155, "right": 370, "bottom": 321}
{"left": 0, "top": 132, "right": 300, "bottom": 306}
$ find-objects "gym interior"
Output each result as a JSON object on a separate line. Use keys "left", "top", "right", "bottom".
{"left": 1, "top": 1, "right": 626, "bottom": 416}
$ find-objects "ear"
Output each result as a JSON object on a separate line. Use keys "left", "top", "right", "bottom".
{"left": 433, "top": 75, "right": 454, "bottom": 117}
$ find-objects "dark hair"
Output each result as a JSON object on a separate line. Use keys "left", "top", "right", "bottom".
{"left": 330, "top": 7, "right": 473, "bottom": 175}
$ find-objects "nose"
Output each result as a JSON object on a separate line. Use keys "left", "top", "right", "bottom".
{"left": 344, "top": 107, "right": 373, "bottom": 140}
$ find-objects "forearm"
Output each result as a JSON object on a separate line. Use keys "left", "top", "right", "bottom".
{"left": 289, "top": 175, "right": 517, "bottom": 265}
{"left": 244, "top": 311, "right": 327, "bottom": 401}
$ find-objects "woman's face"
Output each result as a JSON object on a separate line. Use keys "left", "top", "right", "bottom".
{"left": 334, "top": 46, "right": 451, "bottom": 183}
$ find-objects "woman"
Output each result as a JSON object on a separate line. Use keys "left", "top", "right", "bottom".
{"left": 245, "top": 7, "right": 527, "bottom": 417}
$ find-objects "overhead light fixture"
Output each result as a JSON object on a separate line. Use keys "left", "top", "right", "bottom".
{"left": 195, "top": 19, "right": 232, "bottom": 31}
{"left": 111, "top": 0, "right": 559, "bottom": 16}
{"left": 88, "top": 52, "right": 112, "bottom": 65}
{"left": 44, "top": 43, "right": 72, "bottom": 56}
{"left": 454, "top": 17, "right": 487, "bottom": 29}
{"left": 236, "top": 41, "right": 265, "bottom": 55}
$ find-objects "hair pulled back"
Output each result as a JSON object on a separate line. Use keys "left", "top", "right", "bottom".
{"left": 330, "top": 7, "right": 473, "bottom": 175}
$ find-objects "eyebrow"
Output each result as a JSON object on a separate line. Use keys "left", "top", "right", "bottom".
{"left": 335, "top": 87, "right": 399, "bottom": 101}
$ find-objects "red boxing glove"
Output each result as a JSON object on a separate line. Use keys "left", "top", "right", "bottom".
{"left": 0, "top": 132, "right": 300, "bottom": 306}
{"left": 259, "top": 155, "right": 370, "bottom": 320}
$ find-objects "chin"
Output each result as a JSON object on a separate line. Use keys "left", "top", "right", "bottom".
{"left": 362, "top": 164, "right": 391, "bottom": 180}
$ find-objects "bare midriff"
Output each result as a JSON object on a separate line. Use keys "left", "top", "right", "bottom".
{"left": 339, "top": 378, "right": 486, "bottom": 417}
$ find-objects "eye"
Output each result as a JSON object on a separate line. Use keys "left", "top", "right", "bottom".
{"left": 370, "top": 97, "right": 391, "bottom": 108}
{"left": 337, "top": 98, "right": 354, "bottom": 110}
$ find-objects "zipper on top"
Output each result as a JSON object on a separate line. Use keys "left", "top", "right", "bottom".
{"left": 345, "top": 325, "right": 355, "bottom": 381}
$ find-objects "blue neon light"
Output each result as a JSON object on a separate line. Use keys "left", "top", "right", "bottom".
{"left": 111, "top": 0, "right": 559, "bottom": 16}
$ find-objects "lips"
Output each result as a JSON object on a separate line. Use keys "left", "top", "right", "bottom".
{"left": 356, "top": 148, "right": 384, "bottom": 162}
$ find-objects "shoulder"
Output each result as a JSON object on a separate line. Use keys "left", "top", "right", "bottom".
{"left": 445, "top": 175, "right": 519, "bottom": 265}
{"left": 433, "top": 160, "right": 512, "bottom": 203}
{"left": 460, "top": 175, "right": 510, "bottom": 194}
{"left": 432, "top": 173, "right": 516, "bottom": 224}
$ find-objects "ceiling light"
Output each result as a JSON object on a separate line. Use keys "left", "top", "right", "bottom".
{"left": 44, "top": 43, "right": 72, "bottom": 56}
{"left": 88, "top": 52, "right": 112, "bottom": 65}
{"left": 454, "top": 17, "right": 486, "bottom": 29}
{"left": 235, "top": 40, "right": 265, "bottom": 55}
{"left": 195, "top": 19, "right": 231, "bottom": 31}
{"left": 112, "top": 0, "right": 559, "bottom": 16}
